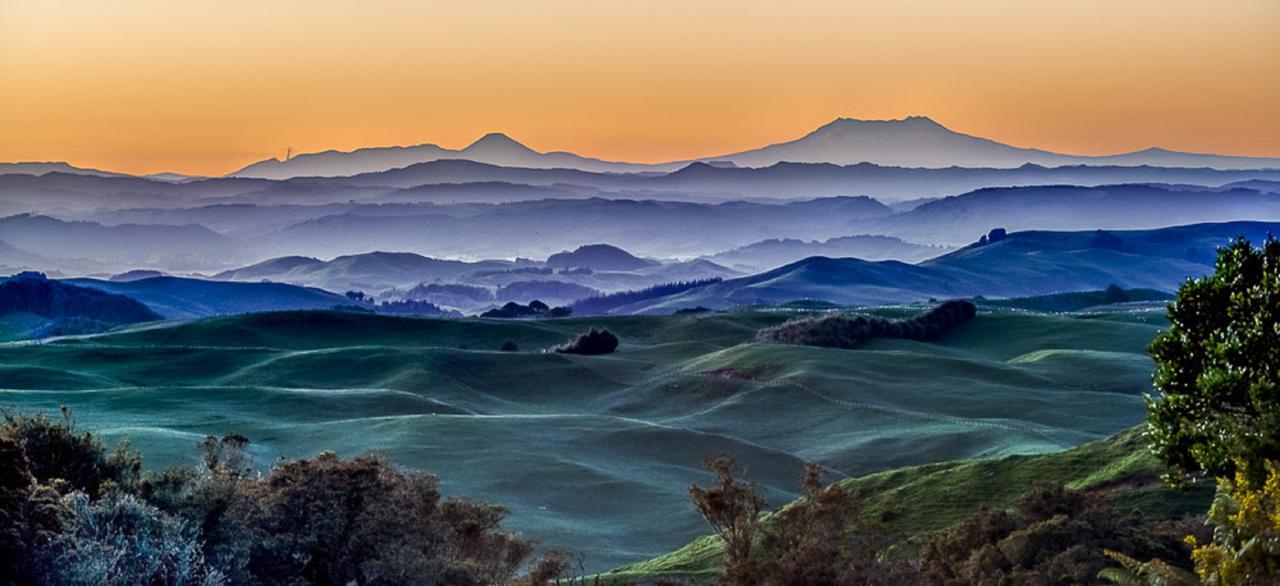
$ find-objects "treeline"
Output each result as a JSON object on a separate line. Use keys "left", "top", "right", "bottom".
{"left": 689, "top": 458, "right": 1201, "bottom": 585}
{"left": 756, "top": 299, "right": 977, "bottom": 349}
{"left": 571, "top": 278, "right": 722, "bottom": 316}
{"left": 0, "top": 410, "right": 566, "bottom": 585}
{"left": 0, "top": 272, "right": 160, "bottom": 324}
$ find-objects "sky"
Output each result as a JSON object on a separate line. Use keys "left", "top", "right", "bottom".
{"left": 1, "top": 0, "right": 1278, "bottom": 176}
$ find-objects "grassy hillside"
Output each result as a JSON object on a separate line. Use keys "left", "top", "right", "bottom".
{"left": 0, "top": 305, "right": 1165, "bottom": 571}
{"left": 605, "top": 427, "right": 1212, "bottom": 583}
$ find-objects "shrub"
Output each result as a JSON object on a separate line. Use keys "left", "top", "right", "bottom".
{"left": 34, "top": 491, "right": 225, "bottom": 586}
{"left": 1187, "top": 460, "right": 1280, "bottom": 583}
{"left": 553, "top": 327, "right": 619, "bottom": 355}
{"left": 918, "top": 484, "right": 1200, "bottom": 585}
{"left": 756, "top": 299, "right": 976, "bottom": 349}
{"left": 1, "top": 409, "right": 140, "bottom": 498}
{"left": 500, "top": 340, "right": 519, "bottom": 352}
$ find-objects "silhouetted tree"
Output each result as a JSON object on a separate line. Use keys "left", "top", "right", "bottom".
{"left": 689, "top": 456, "right": 765, "bottom": 586}
{"left": 554, "top": 328, "right": 619, "bottom": 355}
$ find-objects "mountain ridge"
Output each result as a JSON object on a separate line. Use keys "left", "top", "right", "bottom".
{"left": 221, "top": 117, "right": 1280, "bottom": 180}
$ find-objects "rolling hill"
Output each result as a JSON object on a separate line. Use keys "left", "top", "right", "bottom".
{"left": 0, "top": 306, "right": 1166, "bottom": 570}
{"left": 619, "top": 222, "right": 1275, "bottom": 313}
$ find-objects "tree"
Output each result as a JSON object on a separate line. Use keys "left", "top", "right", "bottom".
{"left": 553, "top": 327, "right": 619, "bottom": 355}
{"left": 688, "top": 456, "right": 765, "bottom": 586}
{"left": 1147, "top": 236, "right": 1280, "bottom": 483}
{"left": 1146, "top": 236, "right": 1280, "bottom": 584}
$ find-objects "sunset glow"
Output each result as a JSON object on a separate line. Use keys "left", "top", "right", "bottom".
{"left": 2, "top": 0, "right": 1277, "bottom": 175}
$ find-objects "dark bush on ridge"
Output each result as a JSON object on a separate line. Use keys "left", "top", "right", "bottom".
{"left": 755, "top": 299, "right": 977, "bottom": 349}
{"left": 553, "top": 327, "right": 619, "bottom": 355}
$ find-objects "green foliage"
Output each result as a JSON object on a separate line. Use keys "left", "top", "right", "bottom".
{"left": 1187, "top": 460, "right": 1280, "bottom": 584}
{"left": 1147, "top": 236, "right": 1280, "bottom": 483}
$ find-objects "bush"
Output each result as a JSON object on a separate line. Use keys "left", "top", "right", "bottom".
{"left": 918, "top": 484, "right": 1200, "bottom": 585}
{"left": 500, "top": 340, "right": 519, "bottom": 352}
{"left": 553, "top": 327, "right": 619, "bottom": 355}
{"left": 1, "top": 409, "right": 140, "bottom": 498}
{"left": 35, "top": 491, "right": 225, "bottom": 586}
{"left": 756, "top": 299, "right": 977, "bottom": 349}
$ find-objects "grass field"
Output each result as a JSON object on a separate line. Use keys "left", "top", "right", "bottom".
{"left": 0, "top": 305, "right": 1168, "bottom": 571}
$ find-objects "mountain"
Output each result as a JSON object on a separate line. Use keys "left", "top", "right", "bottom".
{"left": 706, "top": 235, "right": 947, "bottom": 272}
{"left": 0, "top": 162, "right": 127, "bottom": 178}
{"left": 261, "top": 196, "right": 895, "bottom": 260}
{"left": 544, "top": 244, "right": 658, "bottom": 271}
{"left": 851, "top": 184, "right": 1280, "bottom": 246}
{"left": 225, "top": 118, "right": 1280, "bottom": 181}
{"left": 704, "top": 116, "right": 1280, "bottom": 170}
{"left": 68, "top": 276, "right": 353, "bottom": 319}
{"left": 228, "top": 133, "right": 680, "bottom": 179}
{"left": 0, "top": 214, "right": 249, "bottom": 271}
{"left": 620, "top": 221, "right": 1278, "bottom": 313}
{"left": 702, "top": 116, "right": 1072, "bottom": 168}
{"left": 213, "top": 251, "right": 514, "bottom": 294}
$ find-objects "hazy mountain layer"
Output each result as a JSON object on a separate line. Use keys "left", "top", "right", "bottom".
{"left": 223, "top": 117, "right": 1280, "bottom": 179}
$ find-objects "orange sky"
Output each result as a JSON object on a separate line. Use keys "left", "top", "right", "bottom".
{"left": 1, "top": 0, "right": 1277, "bottom": 176}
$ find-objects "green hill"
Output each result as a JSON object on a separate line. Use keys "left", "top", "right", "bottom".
{"left": 606, "top": 427, "right": 1212, "bottom": 583}
{"left": 0, "top": 306, "right": 1167, "bottom": 571}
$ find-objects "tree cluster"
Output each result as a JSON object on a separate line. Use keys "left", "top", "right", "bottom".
{"left": 755, "top": 299, "right": 977, "bottom": 349}
{"left": 481, "top": 300, "right": 572, "bottom": 319}
{"left": 0, "top": 272, "right": 161, "bottom": 324}
{"left": 571, "top": 279, "right": 722, "bottom": 316}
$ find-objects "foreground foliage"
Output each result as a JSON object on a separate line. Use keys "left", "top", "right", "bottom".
{"left": 685, "top": 458, "right": 1201, "bottom": 586}
{"left": 1146, "top": 236, "right": 1280, "bottom": 584}
{"left": 0, "top": 411, "right": 566, "bottom": 586}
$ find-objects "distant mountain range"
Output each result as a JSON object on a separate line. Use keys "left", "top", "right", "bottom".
{"left": 229, "top": 132, "right": 683, "bottom": 179}
{"left": 224, "top": 117, "right": 1280, "bottom": 180}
